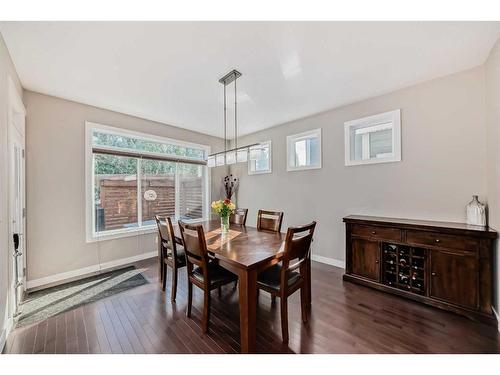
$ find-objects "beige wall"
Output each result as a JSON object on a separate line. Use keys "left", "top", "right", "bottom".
{"left": 230, "top": 67, "right": 487, "bottom": 267}
{"left": 24, "top": 91, "right": 226, "bottom": 282}
{"left": 485, "top": 38, "right": 500, "bottom": 317}
{"left": 0, "top": 34, "right": 23, "bottom": 344}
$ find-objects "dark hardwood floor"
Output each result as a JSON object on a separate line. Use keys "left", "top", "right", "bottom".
{"left": 3, "top": 258, "right": 500, "bottom": 354}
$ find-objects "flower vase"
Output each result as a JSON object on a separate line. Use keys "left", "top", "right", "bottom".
{"left": 221, "top": 215, "right": 230, "bottom": 234}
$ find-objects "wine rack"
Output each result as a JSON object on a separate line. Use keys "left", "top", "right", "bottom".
{"left": 382, "top": 243, "right": 426, "bottom": 295}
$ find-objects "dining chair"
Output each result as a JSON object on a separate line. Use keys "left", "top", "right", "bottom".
{"left": 257, "top": 221, "right": 317, "bottom": 343}
{"left": 230, "top": 208, "right": 248, "bottom": 225}
{"left": 257, "top": 209, "right": 284, "bottom": 232}
{"left": 179, "top": 221, "right": 238, "bottom": 334}
{"left": 155, "top": 215, "right": 186, "bottom": 302}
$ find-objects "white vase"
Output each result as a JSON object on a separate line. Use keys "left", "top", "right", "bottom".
{"left": 466, "top": 195, "right": 486, "bottom": 226}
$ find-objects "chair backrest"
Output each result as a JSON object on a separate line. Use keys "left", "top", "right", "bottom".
{"left": 257, "top": 210, "right": 284, "bottom": 233}
{"left": 230, "top": 208, "right": 248, "bottom": 225}
{"left": 281, "top": 221, "right": 317, "bottom": 275}
{"left": 178, "top": 221, "right": 210, "bottom": 279}
{"left": 155, "top": 215, "right": 179, "bottom": 258}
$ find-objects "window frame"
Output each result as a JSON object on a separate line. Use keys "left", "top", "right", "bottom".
{"left": 286, "top": 128, "right": 322, "bottom": 172}
{"left": 85, "top": 121, "right": 211, "bottom": 243}
{"left": 344, "top": 109, "right": 401, "bottom": 167}
{"left": 248, "top": 140, "right": 272, "bottom": 175}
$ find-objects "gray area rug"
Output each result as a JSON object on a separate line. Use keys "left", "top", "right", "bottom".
{"left": 16, "top": 266, "right": 148, "bottom": 328}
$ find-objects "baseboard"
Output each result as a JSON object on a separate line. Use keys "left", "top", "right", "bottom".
{"left": 0, "top": 329, "right": 6, "bottom": 354}
{"left": 492, "top": 307, "right": 500, "bottom": 333}
{"left": 26, "top": 251, "right": 157, "bottom": 291}
{"left": 311, "top": 254, "right": 345, "bottom": 269}
{"left": 1, "top": 317, "right": 13, "bottom": 354}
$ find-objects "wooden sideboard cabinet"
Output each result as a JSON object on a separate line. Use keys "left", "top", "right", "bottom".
{"left": 343, "top": 215, "right": 498, "bottom": 325}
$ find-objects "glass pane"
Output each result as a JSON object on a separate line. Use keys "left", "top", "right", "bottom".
{"left": 369, "top": 128, "right": 393, "bottom": 158}
{"left": 141, "top": 159, "right": 176, "bottom": 227}
{"left": 351, "top": 122, "right": 393, "bottom": 161}
{"left": 94, "top": 154, "right": 138, "bottom": 233}
{"left": 178, "top": 163, "right": 204, "bottom": 220}
{"left": 237, "top": 148, "right": 248, "bottom": 163}
{"left": 226, "top": 150, "right": 236, "bottom": 165}
{"left": 294, "top": 139, "right": 307, "bottom": 167}
{"left": 308, "top": 137, "right": 320, "bottom": 166}
{"left": 250, "top": 144, "right": 270, "bottom": 172}
{"left": 93, "top": 130, "right": 205, "bottom": 160}
{"left": 216, "top": 153, "right": 225, "bottom": 166}
{"left": 207, "top": 155, "right": 216, "bottom": 168}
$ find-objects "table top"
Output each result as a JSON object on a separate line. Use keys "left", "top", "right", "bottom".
{"left": 343, "top": 215, "right": 498, "bottom": 238}
{"left": 173, "top": 220, "right": 285, "bottom": 270}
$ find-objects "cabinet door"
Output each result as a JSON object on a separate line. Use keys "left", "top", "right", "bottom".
{"left": 430, "top": 250, "right": 478, "bottom": 309}
{"left": 351, "top": 238, "right": 380, "bottom": 281}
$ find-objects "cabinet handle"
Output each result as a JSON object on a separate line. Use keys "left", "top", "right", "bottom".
{"left": 371, "top": 231, "right": 376, "bottom": 235}
{"left": 434, "top": 239, "right": 440, "bottom": 243}
{"left": 431, "top": 272, "right": 437, "bottom": 276}
{"left": 375, "top": 260, "right": 379, "bottom": 264}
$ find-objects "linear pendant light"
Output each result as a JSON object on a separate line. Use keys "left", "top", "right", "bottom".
{"left": 207, "top": 69, "right": 263, "bottom": 168}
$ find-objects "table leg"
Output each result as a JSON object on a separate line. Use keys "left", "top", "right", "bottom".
{"left": 238, "top": 268, "right": 257, "bottom": 353}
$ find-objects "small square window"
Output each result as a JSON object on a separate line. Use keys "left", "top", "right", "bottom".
{"left": 344, "top": 109, "right": 401, "bottom": 166}
{"left": 248, "top": 141, "right": 272, "bottom": 175}
{"left": 286, "top": 129, "right": 322, "bottom": 171}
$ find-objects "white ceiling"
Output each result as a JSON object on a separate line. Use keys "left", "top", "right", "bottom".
{"left": 1, "top": 22, "right": 499, "bottom": 138}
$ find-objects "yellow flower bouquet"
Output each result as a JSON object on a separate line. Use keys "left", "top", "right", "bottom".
{"left": 211, "top": 199, "right": 236, "bottom": 233}
{"left": 211, "top": 198, "right": 236, "bottom": 218}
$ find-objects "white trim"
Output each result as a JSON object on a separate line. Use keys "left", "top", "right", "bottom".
{"left": 0, "top": 329, "right": 7, "bottom": 353}
{"left": 492, "top": 307, "right": 500, "bottom": 333}
{"left": 1, "top": 308, "right": 14, "bottom": 353}
{"left": 311, "top": 254, "right": 345, "bottom": 269}
{"left": 87, "top": 226, "right": 157, "bottom": 243}
{"left": 248, "top": 140, "right": 272, "bottom": 175}
{"left": 344, "top": 109, "right": 401, "bottom": 166}
{"left": 286, "top": 128, "right": 322, "bottom": 172}
{"left": 0, "top": 329, "right": 6, "bottom": 353}
{"left": 85, "top": 121, "right": 211, "bottom": 243}
{"left": 26, "top": 251, "right": 157, "bottom": 290}
{"left": 0, "top": 316, "right": 13, "bottom": 353}
{"left": 86, "top": 121, "right": 211, "bottom": 155}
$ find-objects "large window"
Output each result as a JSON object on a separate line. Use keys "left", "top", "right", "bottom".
{"left": 86, "top": 122, "right": 210, "bottom": 241}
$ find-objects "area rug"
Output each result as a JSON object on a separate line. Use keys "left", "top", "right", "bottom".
{"left": 16, "top": 266, "right": 148, "bottom": 328}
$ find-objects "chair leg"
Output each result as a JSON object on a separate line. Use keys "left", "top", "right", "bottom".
{"left": 162, "top": 264, "right": 167, "bottom": 292}
{"left": 202, "top": 289, "right": 211, "bottom": 334}
{"left": 218, "top": 286, "right": 221, "bottom": 298}
{"left": 171, "top": 266, "right": 178, "bottom": 302}
{"left": 300, "top": 285, "right": 308, "bottom": 323}
{"left": 158, "top": 251, "right": 163, "bottom": 283}
{"left": 186, "top": 281, "right": 193, "bottom": 317}
{"left": 271, "top": 294, "right": 276, "bottom": 304}
{"left": 280, "top": 296, "right": 289, "bottom": 343}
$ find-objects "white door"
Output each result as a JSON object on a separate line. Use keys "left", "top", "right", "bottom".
{"left": 8, "top": 80, "right": 26, "bottom": 319}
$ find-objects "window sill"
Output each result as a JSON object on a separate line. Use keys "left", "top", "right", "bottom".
{"left": 87, "top": 226, "right": 157, "bottom": 243}
{"left": 287, "top": 164, "right": 322, "bottom": 172}
{"left": 86, "top": 217, "right": 207, "bottom": 243}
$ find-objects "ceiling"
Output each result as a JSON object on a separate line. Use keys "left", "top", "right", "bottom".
{"left": 1, "top": 22, "right": 499, "bottom": 138}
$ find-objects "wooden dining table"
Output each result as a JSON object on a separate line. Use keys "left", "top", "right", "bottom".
{"left": 173, "top": 219, "right": 311, "bottom": 353}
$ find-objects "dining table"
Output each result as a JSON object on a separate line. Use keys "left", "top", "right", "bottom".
{"left": 173, "top": 219, "right": 311, "bottom": 353}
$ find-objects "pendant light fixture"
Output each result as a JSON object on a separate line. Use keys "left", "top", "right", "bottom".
{"left": 207, "top": 69, "right": 264, "bottom": 167}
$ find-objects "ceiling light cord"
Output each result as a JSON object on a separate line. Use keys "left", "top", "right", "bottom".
{"left": 234, "top": 77, "right": 237, "bottom": 150}
{"left": 224, "top": 82, "right": 227, "bottom": 155}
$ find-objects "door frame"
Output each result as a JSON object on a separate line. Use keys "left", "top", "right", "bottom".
{"left": 7, "top": 76, "right": 26, "bottom": 326}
